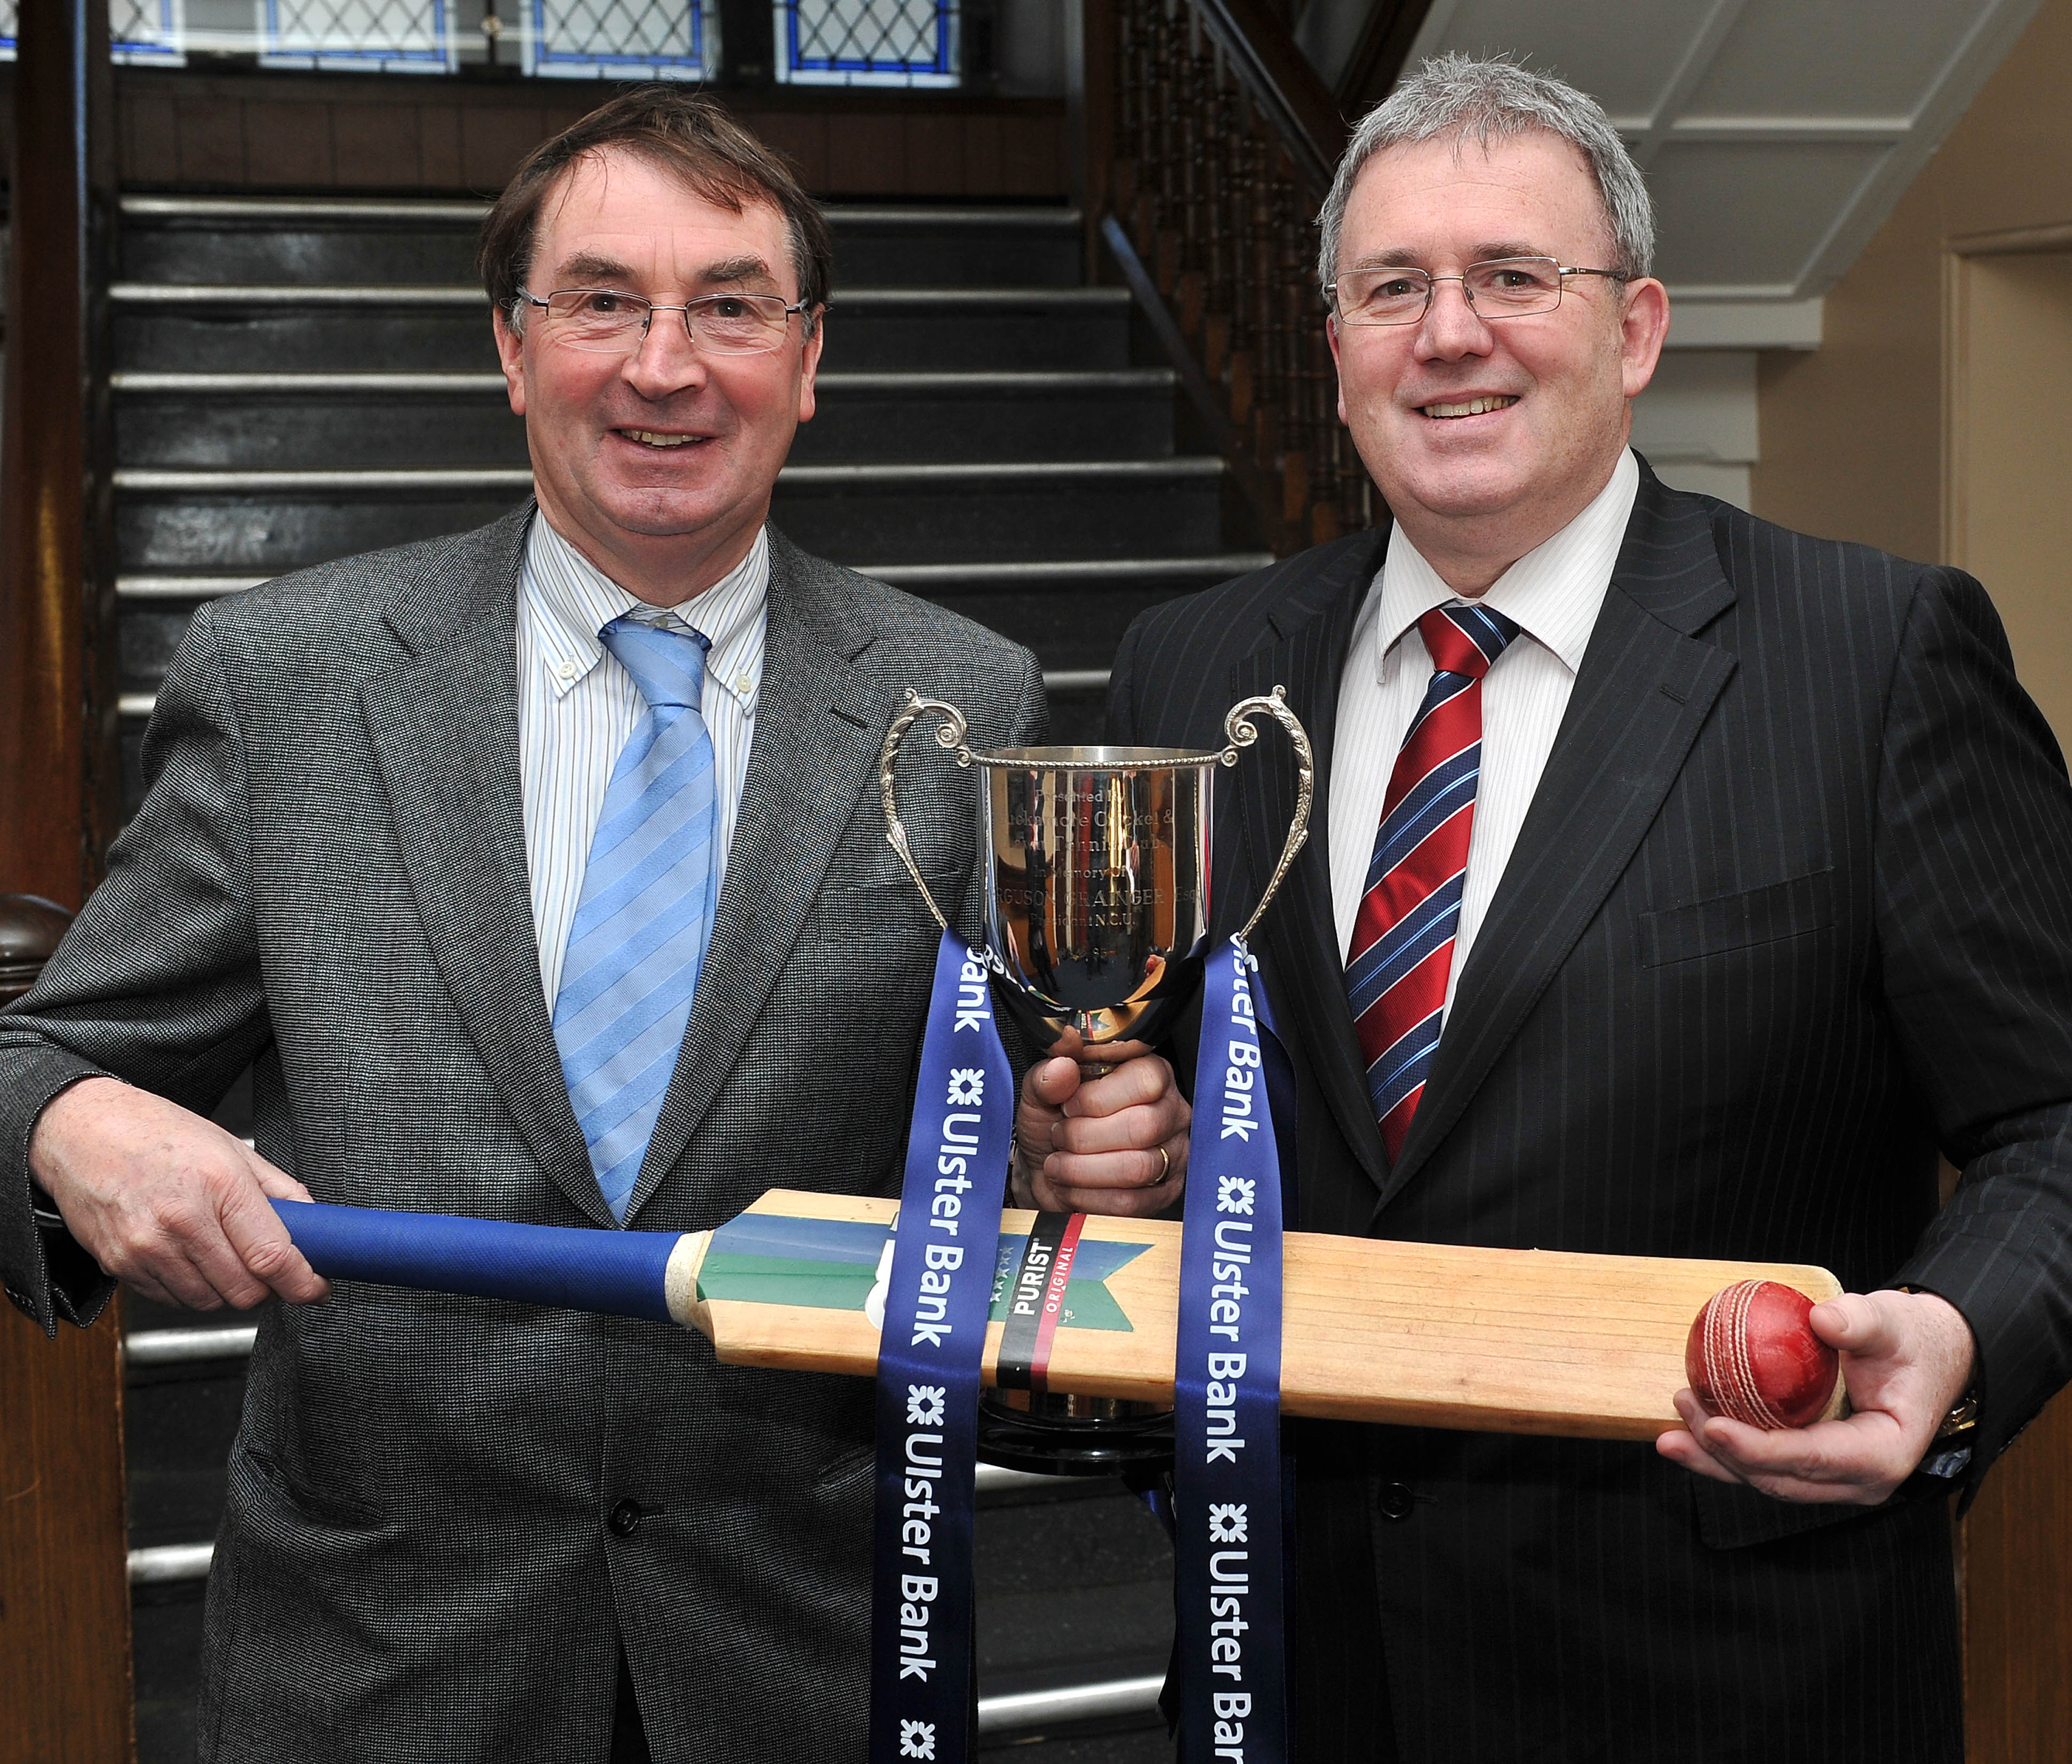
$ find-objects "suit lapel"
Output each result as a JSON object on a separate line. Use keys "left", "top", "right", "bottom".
{"left": 1378, "top": 466, "right": 1740, "bottom": 1210}
{"left": 626, "top": 529, "right": 886, "bottom": 1218}
{"left": 1230, "top": 526, "right": 1393, "bottom": 1196}
{"left": 360, "top": 505, "right": 611, "bottom": 1226}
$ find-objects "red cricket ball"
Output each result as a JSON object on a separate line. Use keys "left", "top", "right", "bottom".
{"left": 1685, "top": 1279, "right": 1841, "bottom": 1430}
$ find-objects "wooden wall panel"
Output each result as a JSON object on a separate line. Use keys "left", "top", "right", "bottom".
{"left": 753, "top": 108, "right": 827, "bottom": 190}
{"left": 1962, "top": 1391, "right": 2072, "bottom": 1764}
{"left": 828, "top": 113, "right": 907, "bottom": 197}
{"left": 105, "top": 71, "right": 1069, "bottom": 202}
{"left": 171, "top": 93, "right": 246, "bottom": 185}
{"left": 0, "top": 1305, "right": 133, "bottom": 1764}
{"left": 332, "top": 101, "right": 427, "bottom": 187}
{"left": 420, "top": 102, "right": 466, "bottom": 189}
{"left": 248, "top": 99, "right": 335, "bottom": 187}
{"left": 903, "top": 112, "right": 964, "bottom": 197}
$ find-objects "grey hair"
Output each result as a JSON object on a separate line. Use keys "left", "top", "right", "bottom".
{"left": 1317, "top": 52, "right": 1654, "bottom": 296}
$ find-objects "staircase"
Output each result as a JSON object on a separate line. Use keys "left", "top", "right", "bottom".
{"left": 113, "top": 192, "right": 1261, "bottom": 1761}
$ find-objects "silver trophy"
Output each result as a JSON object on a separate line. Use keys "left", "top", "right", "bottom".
{"left": 880, "top": 689, "right": 1314, "bottom": 1471}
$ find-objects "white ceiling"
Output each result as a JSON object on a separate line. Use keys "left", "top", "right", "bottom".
{"left": 1400, "top": 0, "right": 2046, "bottom": 346}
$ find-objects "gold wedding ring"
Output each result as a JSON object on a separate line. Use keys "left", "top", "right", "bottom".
{"left": 1150, "top": 1144, "right": 1171, "bottom": 1186}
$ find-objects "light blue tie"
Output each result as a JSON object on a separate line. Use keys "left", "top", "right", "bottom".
{"left": 553, "top": 616, "right": 719, "bottom": 1220}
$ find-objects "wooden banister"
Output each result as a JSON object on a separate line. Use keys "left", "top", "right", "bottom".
{"left": 1335, "top": 0, "right": 1433, "bottom": 114}
{"left": 0, "top": 897, "right": 76, "bottom": 1004}
{"left": 1093, "top": 0, "right": 1430, "bottom": 553}
{"left": 1192, "top": 0, "right": 1348, "bottom": 189}
{"left": 0, "top": 0, "right": 133, "bottom": 1755}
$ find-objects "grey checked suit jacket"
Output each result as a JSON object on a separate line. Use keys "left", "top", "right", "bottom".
{"left": 0, "top": 507, "right": 1043, "bottom": 1763}
{"left": 1110, "top": 458, "right": 2072, "bottom": 1764}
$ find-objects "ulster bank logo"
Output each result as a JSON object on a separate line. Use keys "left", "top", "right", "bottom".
{"left": 899, "top": 1718, "right": 936, "bottom": 1758}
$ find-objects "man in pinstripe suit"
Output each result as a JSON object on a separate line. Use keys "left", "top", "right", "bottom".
{"left": 0, "top": 94, "right": 1185, "bottom": 1760}
{"left": 1111, "top": 57, "right": 2072, "bottom": 1762}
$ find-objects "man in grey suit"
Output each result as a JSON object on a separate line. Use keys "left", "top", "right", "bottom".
{"left": 0, "top": 93, "right": 1184, "bottom": 1761}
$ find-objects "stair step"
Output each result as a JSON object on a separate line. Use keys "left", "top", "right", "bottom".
{"left": 114, "top": 459, "right": 1224, "bottom": 578}
{"left": 112, "top": 368, "right": 1180, "bottom": 470}
{"left": 113, "top": 554, "right": 1264, "bottom": 602}
{"left": 114, "top": 286, "right": 1134, "bottom": 374}
{"left": 118, "top": 198, "right": 1086, "bottom": 290}
{"left": 110, "top": 283, "right": 1128, "bottom": 310}
{"left": 116, "top": 668, "right": 1117, "bottom": 724}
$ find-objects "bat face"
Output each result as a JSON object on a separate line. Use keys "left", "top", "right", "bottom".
{"left": 677, "top": 1191, "right": 1844, "bottom": 1442}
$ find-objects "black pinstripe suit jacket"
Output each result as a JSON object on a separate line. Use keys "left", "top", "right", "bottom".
{"left": 1109, "top": 459, "right": 2072, "bottom": 1764}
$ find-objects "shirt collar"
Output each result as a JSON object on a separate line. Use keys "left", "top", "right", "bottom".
{"left": 521, "top": 514, "right": 769, "bottom": 715}
{"left": 1364, "top": 448, "right": 1641, "bottom": 687}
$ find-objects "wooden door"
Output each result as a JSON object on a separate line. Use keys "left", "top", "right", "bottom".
{"left": 1945, "top": 242, "right": 2072, "bottom": 1764}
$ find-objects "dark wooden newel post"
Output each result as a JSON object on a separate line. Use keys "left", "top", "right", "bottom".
{"left": 0, "top": 0, "right": 133, "bottom": 1755}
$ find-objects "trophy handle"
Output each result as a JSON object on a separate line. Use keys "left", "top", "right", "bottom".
{"left": 1220, "top": 685, "right": 1316, "bottom": 945}
{"left": 880, "top": 688, "right": 973, "bottom": 934}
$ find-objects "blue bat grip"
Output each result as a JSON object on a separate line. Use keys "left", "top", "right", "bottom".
{"left": 272, "top": 1199, "right": 681, "bottom": 1325}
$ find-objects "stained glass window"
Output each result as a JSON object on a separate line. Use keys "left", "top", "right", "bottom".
{"left": 775, "top": 0, "right": 957, "bottom": 88}
{"left": 256, "top": 0, "right": 455, "bottom": 71}
{"left": 524, "top": 0, "right": 712, "bottom": 80}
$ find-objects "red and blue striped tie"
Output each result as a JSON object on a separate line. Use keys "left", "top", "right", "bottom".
{"left": 1347, "top": 603, "right": 1521, "bottom": 1161}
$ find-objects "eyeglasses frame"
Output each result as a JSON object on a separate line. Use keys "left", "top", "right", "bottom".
{"left": 1325, "top": 258, "right": 1631, "bottom": 326}
{"left": 515, "top": 285, "right": 818, "bottom": 355}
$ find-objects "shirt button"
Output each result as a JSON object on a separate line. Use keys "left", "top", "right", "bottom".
{"left": 557, "top": 660, "right": 576, "bottom": 680}
{"left": 1376, "top": 1481, "right": 1417, "bottom": 1522}
{"left": 735, "top": 674, "right": 751, "bottom": 693}
{"left": 608, "top": 1498, "right": 643, "bottom": 1537}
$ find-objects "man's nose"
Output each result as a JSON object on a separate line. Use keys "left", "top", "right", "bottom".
{"left": 621, "top": 310, "right": 707, "bottom": 395}
{"left": 1413, "top": 277, "right": 1493, "bottom": 360}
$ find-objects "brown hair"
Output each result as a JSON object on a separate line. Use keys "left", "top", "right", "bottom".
{"left": 477, "top": 87, "right": 833, "bottom": 335}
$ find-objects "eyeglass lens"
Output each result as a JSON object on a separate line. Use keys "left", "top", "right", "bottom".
{"left": 1336, "top": 258, "right": 1568, "bottom": 325}
{"left": 540, "top": 289, "right": 793, "bottom": 355}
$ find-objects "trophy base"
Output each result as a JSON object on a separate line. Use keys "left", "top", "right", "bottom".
{"left": 977, "top": 1390, "right": 1175, "bottom": 1477}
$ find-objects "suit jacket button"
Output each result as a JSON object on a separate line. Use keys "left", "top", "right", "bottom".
{"left": 1377, "top": 1481, "right": 1416, "bottom": 1522}
{"left": 608, "top": 1498, "right": 642, "bottom": 1537}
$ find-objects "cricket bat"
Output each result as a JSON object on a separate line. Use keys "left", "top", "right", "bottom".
{"left": 275, "top": 1188, "right": 1840, "bottom": 1441}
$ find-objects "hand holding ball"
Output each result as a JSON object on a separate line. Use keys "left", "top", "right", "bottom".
{"left": 1686, "top": 1279, "right": 1845, "bottom": 1430}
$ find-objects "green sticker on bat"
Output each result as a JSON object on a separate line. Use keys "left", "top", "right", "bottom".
{"left": 698, "top": 1215, "right": 1149, "bottom": 1332}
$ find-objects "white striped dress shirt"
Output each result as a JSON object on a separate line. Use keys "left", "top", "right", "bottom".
{"left": 1329, "top": 448, "right": 1640, "bottom": 1016}
{"left": 517, "top": 514, "right": 769, "bottom": 1010}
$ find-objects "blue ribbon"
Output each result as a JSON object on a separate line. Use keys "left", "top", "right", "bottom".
{"left": 1173, "top": 937, "right": 1291, "bottom": 1762}
{"left": 868, "top": 931, "right": 1014, "bottom": 1764}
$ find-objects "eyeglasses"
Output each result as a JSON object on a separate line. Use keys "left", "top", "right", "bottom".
{"left": 1327, "top": 257, "right": 1628, "bottom": 326}
{"left": 517, "top": 286, "right": 812, "bottom": 356}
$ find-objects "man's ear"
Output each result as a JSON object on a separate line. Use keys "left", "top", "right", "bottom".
{"left": 493, "top": 307, "right": 528, "bottom": 418}
{"left": 1619, "top": 278, "right": 1670, "bottom": 400}
{"left": 795, "top": 310, "right": 825, "bottom": 425}
{"left": 1327, "top": 313, "right": 1348, "bottom": 426}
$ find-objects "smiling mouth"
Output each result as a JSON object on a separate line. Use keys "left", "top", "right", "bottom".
{"left": 1419, "top": 395, "right": 1519, "bottom": 419}
{"left": 620, "top": 428, "right": 707, "bottom": 449}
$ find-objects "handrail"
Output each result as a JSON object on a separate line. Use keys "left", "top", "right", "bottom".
{"left": 1335, "top": 0, "right": 1436, "bottom": 114}
{"left": 1191, "top": 0, "right": 1347, "bottom": 189}
{"left": 0, "top": 895, "right": 73, "bottom": 1003}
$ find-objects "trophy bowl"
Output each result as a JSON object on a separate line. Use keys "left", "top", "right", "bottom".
{"left": 881, "top": 689, "right": 1313, "bottom": 1473}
